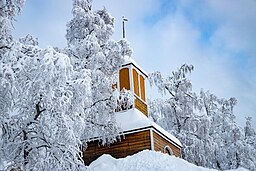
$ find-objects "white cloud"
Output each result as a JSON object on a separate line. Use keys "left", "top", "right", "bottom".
{"left": 207, "top": 0, "right": 256, "bottom": 59}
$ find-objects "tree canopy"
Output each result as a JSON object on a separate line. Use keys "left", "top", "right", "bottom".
{"left": 0, "top": 0, "right": 131, "bottom": 170}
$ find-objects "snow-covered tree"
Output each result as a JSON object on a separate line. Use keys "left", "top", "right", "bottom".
{"left": 245, "top": 117, "right": 255, "bottom": 138}
{"left": 1, "top": 0, "right": 132, "bottom": 170}
{"left": 148, "top": 64, "right": 256, "bottom": 170}
{"left": 241, "top": 117, "right": 256, "bottom": 170}
{"left": 0, "top": 36, "right": 93, "bottom": 170}
{"left": 148, "top": 64, "right": 195, "bottom": 134}
{"left": 66, "top": 0, "right": 132, "bottom": 143}
{"left": 0, "top": 0, "right": 25, "bottom": 56}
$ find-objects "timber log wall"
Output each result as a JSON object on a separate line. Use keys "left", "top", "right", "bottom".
{"left": 83, "top": 130, "right": 151, "bottom": 165}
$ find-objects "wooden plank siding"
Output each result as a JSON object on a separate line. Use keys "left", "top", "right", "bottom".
{"left": 152, "top": 130, "right": 181, "bottom": 157}
{"left": 83, "top": 130, "right": 151, "bottom": 165}
{"left": 134, "top": 97, "right": 148, "bottom": 117}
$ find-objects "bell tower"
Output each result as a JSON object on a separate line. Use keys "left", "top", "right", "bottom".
{"left": 118, "top": 57, "right": 148, "bottom": 116}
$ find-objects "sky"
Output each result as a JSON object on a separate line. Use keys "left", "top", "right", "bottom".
{"left": 13, "top": 0, "right": 256, "bottom": 128}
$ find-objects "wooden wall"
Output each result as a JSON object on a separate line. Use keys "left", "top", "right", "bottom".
{"left": 134, "top": 97, "right": 148, "bottom": 117}
{"left": 153, "top": 130, "right": 181, "bottom": 157}
{"left": 83, "top": 130, "right": 151, "bottom": 165}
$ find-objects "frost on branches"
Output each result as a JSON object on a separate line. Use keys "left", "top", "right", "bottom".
{"left": 0, "top": 0, "right": 132, "bottom": 170}
{"left": 66, "top": 0, "right": 132, "bottom": 144}
{"left": 1, "top": 39, "right": 91, "bottom": 170}
{"left": 0, "top": 0, "right": 25, "bottom": 56}
{"left": 148, "top": 64, "right": 256, "bottom": 171}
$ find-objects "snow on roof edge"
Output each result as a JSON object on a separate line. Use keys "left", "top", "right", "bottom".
{"left": 122, "top": 56, "right": 148, "bottom": 77}
{"left": 86, "top": 109, "right": 182, "bottom": 148}
{"left": 115, "top": 109, "right": 182, "bottom": 147}
{"left": 152, "top": 123, "right": 182, "bottom": 147}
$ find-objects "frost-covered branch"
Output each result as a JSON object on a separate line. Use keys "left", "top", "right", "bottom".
{"left": 148, "top": 65, "right": 256, "bottom": 170}
{"left": 0, "top": 0, "right": 133, "bottom": 170}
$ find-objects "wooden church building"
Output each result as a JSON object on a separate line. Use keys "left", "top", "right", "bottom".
{"left": 83, "top": 57, "right": 182, "bottom": 165}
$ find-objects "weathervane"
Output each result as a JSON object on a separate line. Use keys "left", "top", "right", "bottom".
{"left": 122, "top": 16, "right": 128, "bottom": 39}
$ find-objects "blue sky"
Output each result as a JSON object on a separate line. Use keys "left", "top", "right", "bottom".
{"left": 13, "top": 0, "right": 256, "bottom": 127}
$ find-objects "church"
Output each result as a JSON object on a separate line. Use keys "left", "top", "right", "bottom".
{"left": 83, "top": 57, "right": 182, "bottom": 165}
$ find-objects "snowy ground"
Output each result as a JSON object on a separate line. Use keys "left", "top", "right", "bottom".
{"left": 88, "top": 150, "right": 249, "bottom": 171}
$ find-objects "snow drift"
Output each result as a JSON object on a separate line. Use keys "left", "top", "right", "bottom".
{"left": 88, "top": 150, "right": 249, "bottom": 171}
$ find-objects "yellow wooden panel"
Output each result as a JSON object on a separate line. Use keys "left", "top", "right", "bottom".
{"left": 140, "top": 75, "right": 146, "bottom": 101}
{"left": 133, "top": 69, "right": 139, "bottom": 96}
{"left": 135, "top": 96, "right": 148, "bottom": 117}
{"left": 119, "top": 68, "right": 130, "bottom": 90}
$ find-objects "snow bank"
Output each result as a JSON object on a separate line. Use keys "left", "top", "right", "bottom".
{"left": 88, "top": 150, "right": 248, "bottom": 171}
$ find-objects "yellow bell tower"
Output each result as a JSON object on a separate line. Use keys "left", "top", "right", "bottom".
{"left": 118, "top": 57, "right": 148, "bottom": 116}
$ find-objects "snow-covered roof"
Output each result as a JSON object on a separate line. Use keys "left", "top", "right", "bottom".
{"left": 122, "top": 56, "right": 148, "bottom": 77}
{"left": 115, "top": 108, "right": 182, "bottom": 147}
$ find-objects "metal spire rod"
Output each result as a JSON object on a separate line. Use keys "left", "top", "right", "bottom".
{"left": 122, "top": 16, "right": 128, "bottom": 39}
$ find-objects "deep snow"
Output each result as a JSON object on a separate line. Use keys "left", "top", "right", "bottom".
{"left": 88, "top": 150, "right": 249, "bottom": 171}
